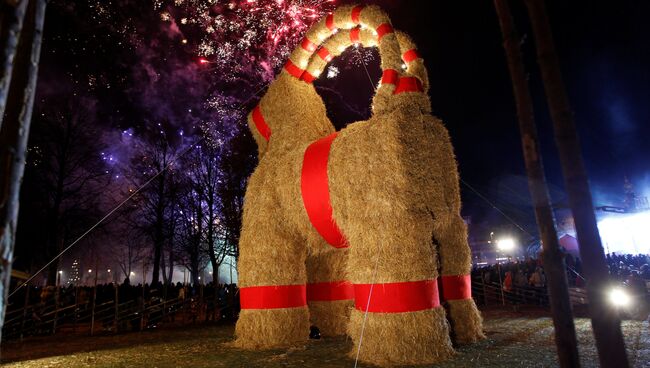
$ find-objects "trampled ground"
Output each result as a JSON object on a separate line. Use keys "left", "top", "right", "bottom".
{"left": 2, "top": 308, "right": 649, "bottom": 367}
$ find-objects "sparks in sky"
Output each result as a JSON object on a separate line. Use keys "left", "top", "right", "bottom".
{"left": 156, "top": 0, "right": 336, "bottom": 81}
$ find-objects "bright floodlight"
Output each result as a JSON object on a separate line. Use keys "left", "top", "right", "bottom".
{"left": 609, "top": 288, "right": 631, "bottom": 307}
{"left": 496, "top": 238, "right": 516, "bottom": 252}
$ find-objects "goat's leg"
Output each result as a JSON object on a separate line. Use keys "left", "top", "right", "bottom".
{"left": 234, "top": 227, "right": 309, "bottom": 349}
{"left": 435, "top": 213, "right": 485, "bottom": 343}
{"left": 306, "top": 248, "right": 353, "bottom": 336}
{"left": 428, "top": 117, "right": 485, "bottom": 344}
{"left": 346, "top": 216, "right": 454, "bottom": 366}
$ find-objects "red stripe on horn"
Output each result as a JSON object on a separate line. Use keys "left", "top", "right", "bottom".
{"left": 354, "top": 279, "right": 440, "bottom": 313}
{"left": 350, "top": 27, "right": 360, "bottom": 44}
{"left": 393, "top": 77, "right": 423, "bottom": 94}
{"left": 307, "top": 281, "right": 354, "bottom": 302}
{"left": 301, "top": 37, "right": 318, "bottom": 52}
{"left": 317, "top": 47, "right": 333, "bottom": 62}
{"left": 240, "top": 284, "right": 307, "bottom": 309}
{"left": 325, "top": 13, "right": 335, "bottom": 31}
{"left": 381, "top": 69, "right": 399, "bottom": 85}
{"left": 439, "top": 275, "right": 472, "bottom": 301}
{"left": 301, "top": 133, "right": 348, "bottom": 248}
{"left": 351, "top": 5, "right": 364, "bottom": 24}
{"left": 402, "top": 49, "right": 421, "bottom": 63}
{"left": 284, "top": 59, "right": 305, "bottom": 79}
{"left": 251, "top": 105, "right": 271, "bottom": 141}
{"left": 376, "top": 23, "right": 394, "bottom": 42}
{"left": 300, "top": 70, "right": 316, "bottom": 83}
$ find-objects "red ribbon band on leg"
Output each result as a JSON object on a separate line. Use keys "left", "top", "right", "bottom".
{"left": 354, "top": 279, "right": 440, "bottom": 313}
{"left": 240, "top": 284, "right": 307, "bottom": 309}
{"left": 301, "top": 133, "right": 348, "bottom": 248}
{"left": 439, "top": 275, "right": 472, "bottom": 301}
{"left": 307, "top": 281, "right": 354, "bottom": 301}
{"left": 393, "top": 77, "right": 423, "bottom": 94}
{"left": 376, "top": 23, "right": 394, "bottom": 42}
{"left": 402, "top": 49, "right": 421, "bottom": 63}
{"left": 351, "top": 5, "right": 364, "bottom": 24}
{"left": 251, "top": 105, "right": 271, "bottom": 142}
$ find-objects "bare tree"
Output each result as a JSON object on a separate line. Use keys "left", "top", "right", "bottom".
{"left": 127, "top": 124, "right": 180, "bottom": 285}
{"left": 0, "top": 0, "right": 45, "bottom": 344}
{"left": 26, "top": 97, "right": 108, "bottom": 285}
{"left": 524, "top": 1, "right": 629, "bottom": 366}
{"left": 494, "top": 1, "right": 579, "bottom": 366}
{"left": 0, "top": 0, "right": 28, "bottom": 123}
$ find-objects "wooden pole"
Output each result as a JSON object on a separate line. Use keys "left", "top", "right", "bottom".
{"left": 90, "top": 265, "right": 98, "bottom": 336}
{"left": 0, "top": 0, "right": 46, "bottom": 347}
{"left": 524, "top": 1, "right": 629, "bottom": 366}
{"left": 19, "top": 284, "right": 29, "bottom": 341}
{"left": 493, "top": 1, "right": 580, "bottom": 366}
{"left": 114, "top": 281, "right": 119, "bottom": 333}
{"left": 53, "top": 271, "right": 60, "bottom": 334}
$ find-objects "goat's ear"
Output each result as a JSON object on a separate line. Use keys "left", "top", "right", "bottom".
{"left": 247, "top": 105, "right": 271, "bottom": 157}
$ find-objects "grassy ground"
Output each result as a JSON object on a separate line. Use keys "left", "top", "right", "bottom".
{"left": 2, "top": 308, "right": 648, "bottom": 367}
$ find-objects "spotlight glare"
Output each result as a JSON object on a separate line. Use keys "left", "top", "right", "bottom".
{"left": 609, "top": 288, "right": 631, "bottom": 308}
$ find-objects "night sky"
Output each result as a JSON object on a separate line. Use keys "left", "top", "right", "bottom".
{"left": 16, "top": 0, "right": 650, "bottom": 270}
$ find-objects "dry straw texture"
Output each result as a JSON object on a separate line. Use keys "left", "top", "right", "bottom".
{"left": 236, "top": 4, "right": 484, "bottom": 366}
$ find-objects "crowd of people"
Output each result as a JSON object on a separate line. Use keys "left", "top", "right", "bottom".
{"left": 471, "top": 253, "right": 650, "bottom": 307}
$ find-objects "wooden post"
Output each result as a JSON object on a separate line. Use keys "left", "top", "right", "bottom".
{"left": 72, "top": 285, "right": 78, "bottom": 332}
{"left": 19, "top": 284, "right": 29, "bottom": 341}
{"left": 524, "top": 1, "right": 629, "bottom": 367}
{"left": 114, "top": 282, "right": 119, "bottom": 333}
{"left": 0, "top": 0, "right": 46, "bottom": 347}
{"left": 90, "top": 264, "right": 98, "bottom": 336}
{"left": 53, "top": 271, "right": 60, "bottom": 334}
{"left": 493, "top": 1, "right": 580, "bottom": 366}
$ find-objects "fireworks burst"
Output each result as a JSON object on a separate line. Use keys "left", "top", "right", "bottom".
{"left": 156, "top": 0, "right": 336, "bottom": 81}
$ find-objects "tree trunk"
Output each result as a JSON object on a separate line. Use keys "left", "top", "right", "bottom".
{"left": 493, "top": 1, "right": 580, "bottom": 366}
{"left": 0, "top": 0, "right": 46, "bottom": 346}
{"left": 0, "top": 0, "right": 28, "bottom": 125}
{"left": 524, "top": 1, "right": 629, "bottom": 367}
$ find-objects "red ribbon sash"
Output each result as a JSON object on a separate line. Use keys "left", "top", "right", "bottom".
{"left": 307, "top": 281, "right": 354, "bottom": 301}
{"left": 301, "top": 133, "right": 348, "bottom": 248}
{"left": 440, "top": 274, "right": 472, "bottom": 301}
{"left": 251, "top": 105, "right": 271, "bottom": 142}
{"left": 354, "top": 279, "right": 440, "bottom": 313}
{"left": 240, "top": 284, "right": 307, "bottom": 309}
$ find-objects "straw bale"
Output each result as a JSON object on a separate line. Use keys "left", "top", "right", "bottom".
{"left": 308, "top": 300, "right": 352, "bottom": 337}
{"left": 347, "top": 307, "right": 454, "bottom": 366}
{"left": 234, "top": 307, "right": 310, "bottom": 349}
{"left": 446, "top": 298, "right": 485, "bottom": 344}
